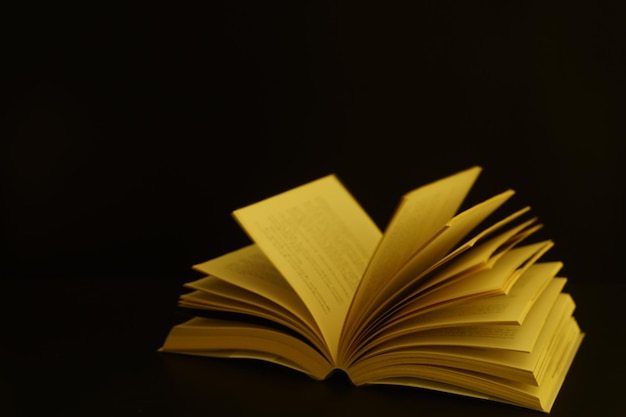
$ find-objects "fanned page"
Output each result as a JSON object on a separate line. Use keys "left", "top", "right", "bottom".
{"left": 232, "top": 175, "right": 382, "bottom": 360}
{"left": 341, "top": 167, "right": 482, "bottom": 356}
{"left": 191, "top": 245, "right": 317, "bottom": 332}
{"left": 184, "top": 245, "right": 330, "bottom": 357}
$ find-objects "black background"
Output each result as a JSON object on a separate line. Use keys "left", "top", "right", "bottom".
{"left": 1, "top": 2, "right": 624, "bottom": 416}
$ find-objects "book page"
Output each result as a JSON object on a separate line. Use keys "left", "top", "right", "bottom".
{"left": 160, "top": 317, "right": 334, "bottom": 380}
{"left": 397, "top": 264, "right": 564, "bottom": 330}
{"left": 178, "top": 286, "right": 328, "bottom": 354}
{"left": 349, "top": 289, "right": 573, "bottom": 386}
{"left": 192, "top": 245, "right": 314, "bottom": 326}
{"left": 399, "top": 241, "right": 554, "bottom": 315}
{"left": 416, "top": 213, "right": 538, "bottom": 291}
{"left": 341, "top": 167, "right": 481, "bottom": 350}
{"left": 351, "top": 167, "right": 482, "bottom": 311}
{"left": 341, "top": 243, "right": 557, "bottom": 364}
{"left": 363, "top": 279, "right": 568, "bottom": 354}
{"left": 232, "top": 175, "right": 382, "bottom": 359}
{"left": 375, "top": 189, "right": 516, "bottom": 309}
{"left": 410, "top": 279, "right": 568, "bottom": 352}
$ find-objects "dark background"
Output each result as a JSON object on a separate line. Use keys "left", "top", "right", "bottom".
{"left": 1, "top": 1, "right": 624, "bottom": 416}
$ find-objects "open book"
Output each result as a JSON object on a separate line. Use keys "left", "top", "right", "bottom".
{"left": 160, "top": 167, "right": 583, "bottom": 413}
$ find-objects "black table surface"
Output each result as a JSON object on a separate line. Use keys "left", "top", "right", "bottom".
{"left": 0, "top": 277, "right": 619, "bottom": 417}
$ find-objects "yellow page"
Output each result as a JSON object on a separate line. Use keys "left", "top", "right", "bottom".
{"left": 346, "top": 167, "right": 482, "bottom": 326}
{"left": 348, "top": 290, "right": 573, "bottom": 386}
{"left": 346, "top": 265, "right": 564, "bottom": 364}
{"left": 160, "top": 317, "right": 334, "bottom": 380}
{"left": 182, "top": 275, "right": 313, "bottom": 332}
{"left": 371, "top": 189, "right": 516, "bottom": 314}
{"left": 399, "top": 241, "right": 554, "bottom": 315}
{"left": 418, "top": 215, "right": 539, "bottom": 291}
{"left": 392, "top": 278, "right": 567, "bottom": 352}
{"left": 428, "top": 207, "right": 532, "bottom": 274}
{"left": 359, "top": 211, "right": 540, "bottom": 337}
{"left": 382, "top": 263, "right": 564, "bottom": 335}
{"left": 192, "top": 245, "right": 314, "bottom": 326}
{"left": 182, "top": 277, "right": 297, "bottom": 316}
{"left": 178, "top": 286, "right": 327, "bottom": 353}
{"left": 232, "top": 175, "right": 382, "bottom": 359}
{"left": 390, "top": 190, "right": 514, "bottom": 287}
